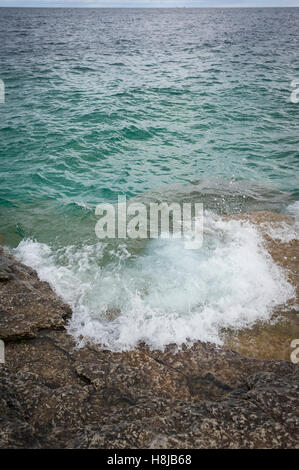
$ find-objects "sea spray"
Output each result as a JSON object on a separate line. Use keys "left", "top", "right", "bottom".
{"left": 14, "top": 212, "right": 295, "bottom": 351}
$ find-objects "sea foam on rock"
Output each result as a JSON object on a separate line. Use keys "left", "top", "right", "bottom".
{"left": 13, "top": 211, "right": 296, "bottom": 352}
{"left": 0, "top": 211, "right": 299, "bottom": 448}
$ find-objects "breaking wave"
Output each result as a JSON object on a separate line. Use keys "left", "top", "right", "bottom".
{"left": 14, "top": 211, "right": 295, "bottom": 351}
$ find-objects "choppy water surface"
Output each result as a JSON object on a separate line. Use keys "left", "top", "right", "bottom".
{"left": 0, "top": 8, "right": 298, "bottom": 351}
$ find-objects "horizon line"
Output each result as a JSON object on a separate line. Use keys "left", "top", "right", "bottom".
{"left": 1, "top": 5, "right": 298, "bottom": 8}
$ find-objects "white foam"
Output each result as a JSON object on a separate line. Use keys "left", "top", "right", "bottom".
{"left": 261, "top": 202, "right": 299, "bottom": 243}
{"left": 14, "top": 213, "right": 295, "bottom": 351}
{"left": 287, "top": 201, "right": 299, "bottom": 217}
{"left": 262, "top": 222, "right": 299, "bottom": 243}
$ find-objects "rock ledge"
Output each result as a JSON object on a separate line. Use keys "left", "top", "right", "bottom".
{"left": 0, "top": 246, "right": 298, "bottom": 449}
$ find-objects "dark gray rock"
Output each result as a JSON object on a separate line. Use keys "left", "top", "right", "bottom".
{"left": 0, "top": 246, "right": 298, "bottom": 448}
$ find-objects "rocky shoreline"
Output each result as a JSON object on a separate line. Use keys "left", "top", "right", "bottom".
{"left": 0, "top": 224, "right": 299, "bottom": 448}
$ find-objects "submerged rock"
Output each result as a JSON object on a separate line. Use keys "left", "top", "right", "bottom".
{"left": 0, "top": 238, "right": 298, "bottom": 449}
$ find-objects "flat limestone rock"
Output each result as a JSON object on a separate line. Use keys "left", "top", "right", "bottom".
{"left": 0, "top": 222, "right": 298, "bottom": 448}
{"left": 0, "top": 247, "right": 72, "bottom": 341}
{"left": 223, "top": 211, "right": 299, "bottom": 360}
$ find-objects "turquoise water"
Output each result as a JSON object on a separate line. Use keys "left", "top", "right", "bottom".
{"left": 0, "top": 8, "right": 298, "bottom": 350}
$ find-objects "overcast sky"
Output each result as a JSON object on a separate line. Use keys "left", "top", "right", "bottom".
{"left": 0, "top": 0, "right": 298, "bottom": 7}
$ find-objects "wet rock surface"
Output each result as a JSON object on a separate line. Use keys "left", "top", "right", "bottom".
{"left": 0, "top": 240, "right": 299, "bottom": 449}
{"left": 224, "top": 211, "right": 299, "bottom": 361}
